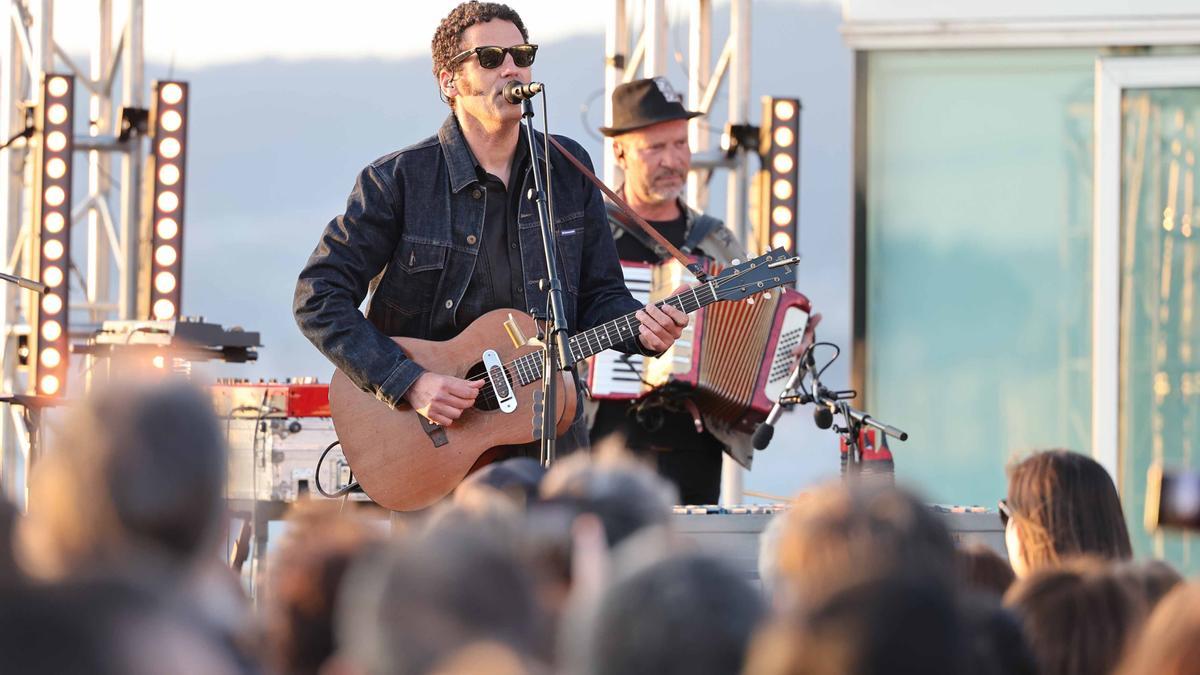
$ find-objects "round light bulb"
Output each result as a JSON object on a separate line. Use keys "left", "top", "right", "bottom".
{"left": 43, "top": 239, "right": 64, "bottom": 261}
{"left": 160, "top": 110, "right": 183, "bottom": 132}
{"left": 773, "top": 153, "right": 794, "bottom": 174}
{"left": 40, "top": 348, "right": 61, "bottom": 368}
{"left": 155, "top": 245, "right": 178, "bottom": 267}
{"left": 47, "top": 104, "right": 68, "bottom": 125}
{"left": 42, "top": 320, "right": 62, "bottom": 341}
{"left": 159, "top": 138, "right": 181, "bottom": 159}
{"left": 160, "top": 83, "right": 183, "bottom": 105}
{"left": 774, "top": 100, "right": 796, "bottom": 121}
{"left": 46, "top": 157, "right": 67, "bottom": 179}
{"left": 44, "top": 212, "right": 65, "bottom": 233}
{"left": 43, "top": 266, "right": 64, "bottom": 287}
{"left": 42, "top": 293, "right": 62, "bottom": 314}
{"left": 157, "top": 191, "right": 179, "bottom": 213}
{"left": 153, "top": 299, "right": 176, "bottom": 320}
{"left": 774, "top": 126, "right": 794, "bottom": 148}
{"left": 772, "top": 206, "right": 793, "bottom": 226}
{"left": 44, "top": 185, "right": 65, "bottom": 206}
{"left": 155, "top": 271, "right": 177, "bottom": 293}
{"left": 771, "top": 232, "right": 793, "bottom": 251}
{"left": 156, "top": 218, "right": 179, "bottom": 239}
{"left": 39, "top": 374, "right": 60, "bottom": 395}
{"left": 158, "top": 164, "right": 180, "bottom": 186}
{"left": 772, "top": 179, "right": 793, "bottom": 201}
{"left": 46, "top": 131, "right": 67, "bottom": 152}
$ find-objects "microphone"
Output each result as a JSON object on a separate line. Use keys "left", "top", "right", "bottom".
{"left": 751, "top": 357, "right": 807, "bottom": 450}
{"left": 503, "top": 80, "right": 544, "bottom": 104}
{"left": 0, "top": 271, "right": 46, "bottom": 294}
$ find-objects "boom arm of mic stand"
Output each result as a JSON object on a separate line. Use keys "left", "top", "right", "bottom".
{"left": 836, "top": 402, "right": 909, "bottom": 442}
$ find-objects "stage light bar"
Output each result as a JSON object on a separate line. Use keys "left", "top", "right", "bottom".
{"left": 754, "top": 96, "right": 800, "bottom": 255}
{"left": 146, "top": 80, "right": 188, "bottom": 321}
{"left": 32, "top": 74, "right": 74, "bottom": 397}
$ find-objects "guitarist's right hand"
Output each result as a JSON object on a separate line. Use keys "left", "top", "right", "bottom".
{"left": 404, "top": 372, "right": 486, "bottom": 426}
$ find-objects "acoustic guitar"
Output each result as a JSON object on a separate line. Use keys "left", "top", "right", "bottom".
{"left": 329, "top": 248, "right": 798, "bottom": 511}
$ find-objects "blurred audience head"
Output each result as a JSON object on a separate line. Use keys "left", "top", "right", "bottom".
{"left": 1003, "top": 449, "right": 1131, "bottom": 576}
{"left": 265, "top": 502, "right": 383, "bottom": 675}
{"left": 744, "top": 575, "right": 968, "bottom": 675}
{"left": 455, "top": 456, "right": 546, "bottom": 513}
{"left": 0, "top": 497, "right": 21, "bottom": 586}
{"left": 958, "top": 595, "right": 1037, "bottom": 675}
{"left": 1111, "top": 558, "right": 1182, "bottom": 610}
{"left": 581, "top": 553, "right": 765, "bottom": 675}
{"left": 1117, "top": 581, "right": 1200, "bottom": 675}
{"left": 334, "top": 521, "right": 541, "bottom": 675}
{"left": 541, "top": 451, "right": 675, "bottom": 548}
{"left": 21, "top": 377, "right": 226, "bottom": 579}
{"left": 955, "top": 541, "right": 1016, "bottom": 599}
{"left": 776, "top": 482, "right": 956, "bottom": 609}
{"left": 1003, "top": 557, "right": 1147, "bottom": 675}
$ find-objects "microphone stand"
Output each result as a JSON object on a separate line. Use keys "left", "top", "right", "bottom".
{"left": 778, "top": 343, "right": 908, "bottom": 474}
{"left": 520, "top": 95, "right": 574, "bottom": 467}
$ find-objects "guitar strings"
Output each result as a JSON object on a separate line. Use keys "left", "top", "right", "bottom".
{"left": 448, "top": 278, "right": 762, "bottom": 409}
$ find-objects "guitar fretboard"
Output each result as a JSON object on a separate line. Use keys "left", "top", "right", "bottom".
{"left": 508, "top": 282, "right": 718, "bottom": 387}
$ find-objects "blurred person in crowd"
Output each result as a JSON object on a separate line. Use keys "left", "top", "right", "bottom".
{"left": 540, "top": 447, "right": 676, "bottom": 548}
{"left": 958, "top": 595, "right": 1038, "bottom": 675}
{"left": 743, "top": 575, "right": 968, "bottom": 675}
{"left": 1116, "top": 581, "right": 1200, "bottom": 675}
{"left": 1003, "top": 557, "right": 1147, "bottom": 675}
{"left": 21, "top": 378, "right": 226, "bottom": 578}
{"left": 1001, "top": 449, "right": 1132, "bottom": 577}
{"left": 0, "top": 497, "right": 21, "bottom": 586}
{"left": 955, "top": 541, "right": 1016, "bottom": 598}
{"left": 776, "top": 482, "right": 957, "bottom": 610}
{"left": 331, "top": 522, "right": 543, "bottom": 675}
{"left": 1111, "top": 558, "right": 1182, "bottom": 611}
{"left": 264, "top": 502, "right": 384, "bottom": 675}
{"left": 573, "top": 552, "right": 765, "bottom": 675}
{"left": 17, "top": 377, "right": 258, "bottom": 673}
{"left": 453, "top": 456, "right": 546, "bottom": 514}
{"left": 0, "top": 576, "right": 240, "bottom": 675}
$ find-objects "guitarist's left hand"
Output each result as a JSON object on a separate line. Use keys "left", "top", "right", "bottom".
{"left": 636, "top": 301, "right": 689, "bottom": 353}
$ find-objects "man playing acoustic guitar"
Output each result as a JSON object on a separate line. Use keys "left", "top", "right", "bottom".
{"left": 293, "top": 1, "right": 687, "bottom": 456}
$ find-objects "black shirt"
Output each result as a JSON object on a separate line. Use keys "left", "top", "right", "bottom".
{"left": 459, "top": 140, "right": 529, "bottom": 327}
{"left": 614, "top": 213, "right": 688, "bottom": 263}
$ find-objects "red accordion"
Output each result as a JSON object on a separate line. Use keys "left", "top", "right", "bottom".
{"left": 588, "top": 258, "right": 811, "bottom": 433}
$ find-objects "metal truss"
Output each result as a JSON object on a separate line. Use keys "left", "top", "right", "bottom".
{"left": 0, "top": 0, "right": 145, "bottom": 505}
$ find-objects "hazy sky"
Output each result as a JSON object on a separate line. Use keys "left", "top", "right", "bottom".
{"left": 52, "top": 0, "right": 834, "bottom": 68}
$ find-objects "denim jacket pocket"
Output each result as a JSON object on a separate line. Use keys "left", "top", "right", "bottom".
{"left": 381, "top": 238, "right": 448, "bottom": 319}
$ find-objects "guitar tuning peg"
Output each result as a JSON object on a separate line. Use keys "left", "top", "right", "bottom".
{"left": 763, "top": 292, "right": 772, "bottom": 300}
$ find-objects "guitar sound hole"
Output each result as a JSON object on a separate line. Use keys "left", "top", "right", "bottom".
{"left": 467, "top": 361, "right": 500, "bottom": 411}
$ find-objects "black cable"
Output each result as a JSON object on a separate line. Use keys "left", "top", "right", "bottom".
{"left": 315, "top": 440, "right": 358, "bottom": 498}
{"left": 0, "top": 126, "right": 33, "bottom": 152}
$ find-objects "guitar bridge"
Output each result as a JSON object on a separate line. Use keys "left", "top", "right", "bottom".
{"left": 482, "top": 349, "right": 517, "bottom": 413}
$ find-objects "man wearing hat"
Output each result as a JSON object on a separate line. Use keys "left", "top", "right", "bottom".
{"left": 590, "top": 77, "right": 749, "bottom": 504}
{"left": 592, "top": 77, "right": 821, "bottom": 504}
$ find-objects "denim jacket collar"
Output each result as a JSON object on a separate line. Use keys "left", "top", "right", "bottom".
{"left": 438, "top": 113, "right": 550, "bottom": 194}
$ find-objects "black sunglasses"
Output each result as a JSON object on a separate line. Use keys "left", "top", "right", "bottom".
{"left": 998, "top": 499, "right": 1013, "bottom": 527}
{"left": 450, "top": 44, "right": 538, "bottom": 70}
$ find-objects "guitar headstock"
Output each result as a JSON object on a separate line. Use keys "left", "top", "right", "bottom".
{"left": 710, "top": 248, "right": 798, "bottom": 302}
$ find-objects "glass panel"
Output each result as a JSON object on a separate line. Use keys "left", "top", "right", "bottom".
{"left": 865, "top": 50, "right": 1095, "bottom": 506}
{"left": 1120, "top": 87, "right": 1200, "bottom": 573}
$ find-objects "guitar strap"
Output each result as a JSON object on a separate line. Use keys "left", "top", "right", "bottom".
{"left": 546, "top": 135, "right": 711, "bottom": 283}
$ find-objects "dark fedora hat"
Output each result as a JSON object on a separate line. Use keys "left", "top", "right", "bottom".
{"left": 599, "top": 77, "right": 702, "bottom": 137}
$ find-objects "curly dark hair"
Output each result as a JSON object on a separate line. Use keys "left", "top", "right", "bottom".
{"left": 431, "top": 2, "right": 529, "bottom": 90}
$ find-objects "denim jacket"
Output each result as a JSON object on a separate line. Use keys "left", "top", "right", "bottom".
{"left": 294, "top": 114, "right": 644, "bottom": 409}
